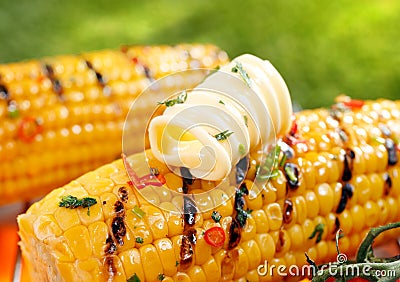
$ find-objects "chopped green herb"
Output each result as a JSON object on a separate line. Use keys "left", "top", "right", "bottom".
{"left": 135, "top": 237, "right": 144, "bottom": 244}
{"left": 158, "top": 91, "right": 187, "bottom": 107}
{"left": 231, "top": 61, "right": 252, "bottom": 87}
{"left": 284, "top": 164, "right": 298, "bottom": 183}
{"left": 211, "top": 211, "right": 222, "bottom": 223}
{"left": 237, "top": 209, "right": 250, "bottom": 227}
{"left": 372, "top": 136, "right": 386, "bottom": 144}
{"left": 132, "top": 205, "right": 146, "bottom": 219}
{"left": 59, "top": 195, "right": 97, "bottom": 216}
{"left": 157, "top": 273, "right": 165, "bottom": 281}
{"left": 256, "top": 169, "right": 280, "bottom": 181}
{"left": 238, "top": 143, "right": 246, "bottom": 156}
{"left": 8, "top": 103, "right": 19, "bottom": 118}
{"left": 219, "top": 100, "right": 225, "bottom": 105}
{"left": 214, "top": 129, "right": 233, "bottom": 141}
{"left": 127, "top": 273, "right": 141, "bottom": 282}
{"left": 308, "top": 223, "right": 325, "bottom": 243}
{"left": 243, "top": 115, "right": 248, "bottom": 127}
{"left": 279, "top": 153, "right": 287, "bottom": 168}
{"left": 175, "top": 261, "right": 179, "bottom": 267}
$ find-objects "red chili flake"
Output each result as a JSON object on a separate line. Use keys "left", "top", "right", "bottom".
{"left": 17, "top": 116, "right": 43, "bottom": 143}
{"left": 156, "top": 174, "right": 166, "bottom": 184}
{"left": 131, "top": 57, "right": 139, "bottom": 64}
{"left": 343, "top": 99, "right": 364, "bottom": 109}
{"left": 289, "top": 116, "right": 298, "bottom": 136}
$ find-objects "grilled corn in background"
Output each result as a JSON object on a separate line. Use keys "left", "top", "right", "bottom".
{"left": 0, "top": 44, "right": 228, "bottom": 205}
{"left": 18, "top": 97, "right": 400, "bottom": 281}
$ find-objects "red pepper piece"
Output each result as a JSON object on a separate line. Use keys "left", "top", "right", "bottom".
{"left": 17, "top": 116, "right": 43, "bottom": 143}
{"left": 343, "top": 99, "right": 364, "bottom": 109}
{"left": 204, "top": 226, "right": 225, "bottom": 247}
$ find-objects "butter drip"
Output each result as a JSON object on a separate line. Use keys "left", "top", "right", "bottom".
{"left": 148, "top": 54, "right": 292, "bottom": 180}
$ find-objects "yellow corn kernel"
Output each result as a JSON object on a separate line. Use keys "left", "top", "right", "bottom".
{"left": 140, "top": 244, "right": 164, "bottom": 281}
{"left": 264, "top": 203, "right": 283, "bottom": 231}
{"left": 119, "top": 249, "right": 145, "bottom": 281}
{"left": 64, "top": 225, "right": 92, "bottom": 260}
{"left": 154, "top": 238, "right": 178, "bottom": 277}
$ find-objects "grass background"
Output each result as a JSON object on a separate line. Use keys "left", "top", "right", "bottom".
{"left": 0, "top": 0, "right": 399, "bottom": 109}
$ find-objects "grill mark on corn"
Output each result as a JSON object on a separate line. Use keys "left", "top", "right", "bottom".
{"left": 385, "top": 138, "right": 398, "bottom": 166}
{"left": 342, "top": 148, "right": 355, "bottom": 182}
{"left": 117, "top": 186, "right": 129, "bottom": 203}
{"left": 228, "top": 183, "right": 249, "bottom": 250}
{"left": 104, "top": 256, "right": 116, "bottom": 281}
{"left": 284, "top": 162, "right": 301, "bottom": 190}
{"left": 42, "top": 63, "right": 64, "bottom": 101}
{"left": 104, "top": 236, "right": 117, "bottom": 254}
{"left": 336, "top": 182, "right": 354, "bottom": 214}
{"left": 0, "top": 83, "right": 9, "bottom": 100}
{"left": 383, "top": 173, "right": 392, "bottom": 196}
{"left": 333, "top": 217, "right": 340, "bottom": 235}
{"left": 283, "top": 198, "right": 294, "bottom": 224}
{"left": 180, "top": 172, "right": 198, "bottom": 270}
{"left": 180, "top": 167, "right": 195, "bottom": 194}
{"left": 235, "top": 156, "right": 248, "bottom": 184}
{"left": 275, "top": 229, "right": 286, "bottom": 253}
{"left": 111, "top": 200, "right": 126, "bottom": 246}
{"left": 84, "top": 59, "right": 110, "bottom": 97}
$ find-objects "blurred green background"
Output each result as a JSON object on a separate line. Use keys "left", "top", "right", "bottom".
{"left": 0, "top": 0, "right": 399, "bottom": 109}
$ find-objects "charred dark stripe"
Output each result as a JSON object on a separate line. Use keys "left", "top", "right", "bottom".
{"left": 336, "top": 183, "right": 354, "bottom": 214}
{"left": 276, "top": 230, "right": 286, "bottom": 253}
{"left": 228, "top": 219, "right": 242, "bottom": 250}
{"left": 338, "top": 128, "right": 349, "bottom": 143}
{"left": 179, "top": 235, "right": 194, "bottom": 270}
{"left": 111, "top": 216, "right": 126, "bottom": 246}
{"left": 385, "top": 138, "right": 398, "bottom": 166}
{"left": 183, "top": 196, "right": 197, "bottom": 226}
{"left": 85, "top": 60, "right": 106, "bottom": 86}
{"left": 236, "top": 156, "right": 249, "bottom": 184}
{"left": 383, "top": 173, "right": 392, "bottom": 196}
{"left": 0, "top": 84, "right": 9, "bottom": 100}
{"left": 180, "top": 167, "right": 194, "bottom": 193}
{"left": 105, "top": 236, "right": 117, "bottom": 254}
{"left": 333, "top": 217, "right": 340, "bottom": 235}
{"left": 280, "top": 141, "right": 295, "bottom": 160}
{"left": 283, "top": 199, "right": 294, "bottom": 224}
{"left": 104, "top": 256, "right": 116, "bottom": 281}
{"left": 43, "top": 64, "right": 64, "bottom": 99}
{"left": 114, "top": 200, "right": 125, "bottom": 216}
{"left": 117, "top": 186, "right": 129, "bottom": 203}
{"left": 342, "top": 149, "right": 355, "bottom": 182}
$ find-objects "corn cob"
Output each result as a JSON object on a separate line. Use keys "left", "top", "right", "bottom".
{"left": 0, "top": 44, "right": 228, "bottom": 205}
{"left": 18, "top": 97, "right": 400, "bottom": 281}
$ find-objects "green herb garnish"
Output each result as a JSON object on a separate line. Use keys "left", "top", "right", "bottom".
{"left": 219, "top": 100, "right": 225, "bottom": 105}
{"left": 308, "top": 223, "right": 325, "bottom": 243}
{"left": 284, "top": 164, "right": 298, "bottom": 183}
{"left": 243, "top": 115, "right": 248, "bottom": 127}
{"left": 127, "top": 273, "right": 141, "bottom": 282}
{"left": 59, "top": 195, "right": 97, "bottom": 216}
{"left": 214, "top": 129, "right": 233, "bottom": 141}
{"left": 231, "top": 61, "right": 252, "bottom": 87}
{"left": 237, "top": 208, "right": 253, "bottom": 228}
{"left": 175, "top": 261, "right": 179, "bottom": 267}
{"left": 132, "top": 205, "right": 146, "bottom": 219}
{"left": 135, "top": 237, "right": 144, "bottom": 244}
{"left": 157, "top": 273, "right": 165, "bottom": 281}
{"left": 211, "top": 211, "right": 222, "bottom": 223}
{"left": 255, "top": 145, "right": 281, "bottom": 181}
{"left": 158, "top": 91, "right": 187, "bottom": 107}
{"left": 238, "top": 143, "right": 246, "bottom": 156}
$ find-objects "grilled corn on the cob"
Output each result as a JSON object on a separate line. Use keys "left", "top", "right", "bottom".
{"left": 0, "top": 44, "right": 228, "bottom": 205}
{"left": 18, "top": 97, "right": 400, "bottom": 281}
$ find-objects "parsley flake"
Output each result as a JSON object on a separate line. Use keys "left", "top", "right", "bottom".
{"left": 157, "top": 273, "right": 165, "bottom": 281}
{"left": 211, "top": 211, "right": 222, "bottom": 223}
{"left": 127, "top": 273, "right": 141, "bottom": 282}
{"left": 231, "top": 61, "right": 252, "bottom": 87}
{"left": 135, "top": 237, "right": 144, "bottom": 244}
{"left": 59, "top": 195, "right": 97, "bottom": 216}
{"left": 214, "top": 130, "right": 233, "bottom": 141}
{"left": 158, "top": 91, "right": 187, "bottom": 107}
